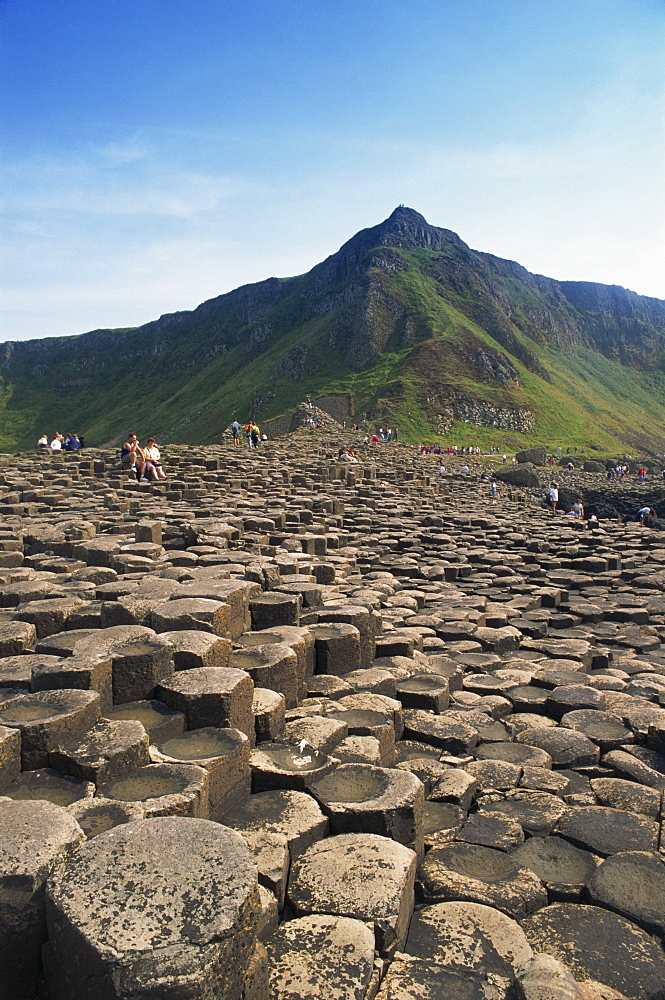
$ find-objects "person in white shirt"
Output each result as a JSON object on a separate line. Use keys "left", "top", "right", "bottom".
{"left": 50, "top": 433, "right": 62, "bottom": 450}
{"left": 142, "top": 438, "right": 167, "bottom": 480}
{"left": 549, "top": 483, "right": 559, "bottom": 512}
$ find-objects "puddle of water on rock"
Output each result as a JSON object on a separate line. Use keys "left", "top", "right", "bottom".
{"left": 1, "top": 703, "right": 55, "bottom": 722}
{"left": 108, "top": 705, "right": 167, "bottom": 729}
{"left": 106, "top": 772, "right": 185, "bottom": 801}
{"left": 7, "top": 783, "right": 81, "bottom": 806}
{"left": 159, "top": 731, "right": 235, "bottom": 760}
{"left": 264, "top": 744, "right": 326, "bottom": 772}
{"left": 314, "top": 768, "right": 388, "bottom": 803}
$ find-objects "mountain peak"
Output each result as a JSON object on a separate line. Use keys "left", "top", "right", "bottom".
{"left": 378, "top": 206, "right": 468, "bottom": 252}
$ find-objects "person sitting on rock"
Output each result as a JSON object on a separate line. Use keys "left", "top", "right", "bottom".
{"left": 571, "top": 498, "right": 584, "bottom": 518}
{"left": 142, "top": 438, "right": 167, "bottom": 480}
{"left": 64, "top": 433, "right": 81, "bottom": 451}
{"left": 37, "top": 434, "right": 49, "bottom": 450}
{"left": 50, "top": 432, "right": 63, "bottom": 450}
{"left": 121, "top": 433, "right": 145, "bottom": 480}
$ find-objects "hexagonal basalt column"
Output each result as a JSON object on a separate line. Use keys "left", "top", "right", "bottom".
{"left": 98, "top": 761, "right": 209, "bottom": 818}
{"left": 308, "top": 606, "right": 380, "bottom": 670}
{"left": 152, "top": 727, "right": 250, "bottom": 818}
{"left": 395, "top": 674, "right": 450, "bottom": 713}
{"left": 156, "top": 667, "right": 254, "bottom": 741}
{"left": 48, "top": 719, "right": 150, "bottom": 786}
{"left": 326, "top": 708, "right": 396, "bottom": 764}
{"left": 231, "top": 642, "right": 301, "bottom": 709}
{"left": 107, "top": 634, "right": 175, "bottom": 704}
{"left": 250, "top": 593, "right": 302, "bottom": 630}
{"left": 309, "top": 623, "right": 362, "bottom": 676}
{"left": 44, "top": 817, "right": 263, "bottom": 1000}
{"left": 0, "top": 799, "right": 84, "bottom": 1000}
{"left": 250, "top": 742, "right": 338, "bottom": 792}
{"left": 287, "top": 832, "right": 416, "bottom": 955}
{"left": 151, "top": 597, "right": 232, "bottom": 637}
{"left": 31, "top": 652, "right": 113, "bottom": 714}
{"left": 0, "top": 689, "right": 101, "bottom": 769}
{"left": 307, "top": 763, "right": 424, "bottom": 856}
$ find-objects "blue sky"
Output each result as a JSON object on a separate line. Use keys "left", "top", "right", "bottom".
{"left": 1, "top": 0, "right": 664, "bottom": 341}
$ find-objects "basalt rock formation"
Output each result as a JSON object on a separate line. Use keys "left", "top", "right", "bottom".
{"left": 2, "top": 438, "right": 665, "bottom": 996}
{"left": 2, "top": 207, "right": 665, "bottom": 452}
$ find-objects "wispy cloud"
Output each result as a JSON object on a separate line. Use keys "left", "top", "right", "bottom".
{"left": 1, "top": 140, "right": 245, "bottom": 218}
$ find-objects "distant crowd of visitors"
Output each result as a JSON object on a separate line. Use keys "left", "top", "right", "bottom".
{"left": 37, "top": 432, "right": 85, "bottom": 451}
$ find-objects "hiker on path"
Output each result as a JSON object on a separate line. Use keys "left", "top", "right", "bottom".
{"left": 549, "top": 483, "right": 559, "bottom": 513}
{"left": 231, "top": 420, "right": 241, "bottom": 447}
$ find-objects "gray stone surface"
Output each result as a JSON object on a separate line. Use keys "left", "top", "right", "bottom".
{"left": 418, "top": 842, "right": 547, "bottom": 917}
{"left": 0, "top": 798, "right": 84, "bottom": 999}
{"left": 404, "top": 900, "right": 533, "bottom": 981}
{"left": 287, "top": 832, "right": 417, "bottom": 953}
{"left": 44, "top": 817, "right": 262, "bottom": 999}
{"left": 522, "top": 903, "right": 665, "bottom": 1000}
{"left": 586, "top": 850, "right": 665, "bottom": 937}
{"left": 266, "top": 914, "right": 375, "bottom": 1000}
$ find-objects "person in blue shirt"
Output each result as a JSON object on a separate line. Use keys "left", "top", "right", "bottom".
{"left": 64, "top": 433, "right": 81, "bottom": 451}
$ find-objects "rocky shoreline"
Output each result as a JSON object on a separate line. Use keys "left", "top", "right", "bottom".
{"left": 0, "top": 434, "right": 664, "bottom": 999}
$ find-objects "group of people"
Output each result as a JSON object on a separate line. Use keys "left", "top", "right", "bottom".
{"left": 37, "top": 432, "right": 84, "bottom": 451}
{"left": 548, "top": 484, "right": 585, "bottom": 519}
{"left": 231, "top": 421, "right": 267, "bottom": 449}
{"left": 120, "top": 433, "right": 167, "bottom": 481}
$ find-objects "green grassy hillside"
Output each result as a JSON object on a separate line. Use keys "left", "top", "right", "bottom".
{"left": 2, "top": 207, "right": 664, "bottom": 453}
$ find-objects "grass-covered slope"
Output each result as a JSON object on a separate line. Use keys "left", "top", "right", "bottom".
{"left": 2, "top": 207, "right": 665, "bottom": 453}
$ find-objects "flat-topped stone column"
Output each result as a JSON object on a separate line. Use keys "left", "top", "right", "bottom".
{"left": 151, "top": 726, "right": 250, "bottom": 819}
{"left": 0, "top": 689, "right": 101, "bottom": 769}
{"left": 156, "top": 667, "right": 254, "bottom": 740}
{"left": 231, "top": 642, "right": 301, "bottom": 709}
{"left": 0, "top": 799, "right": 84, "bottom": 999}
{"left": 44, "top": 817, "right": 264, "bottom": 1000}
